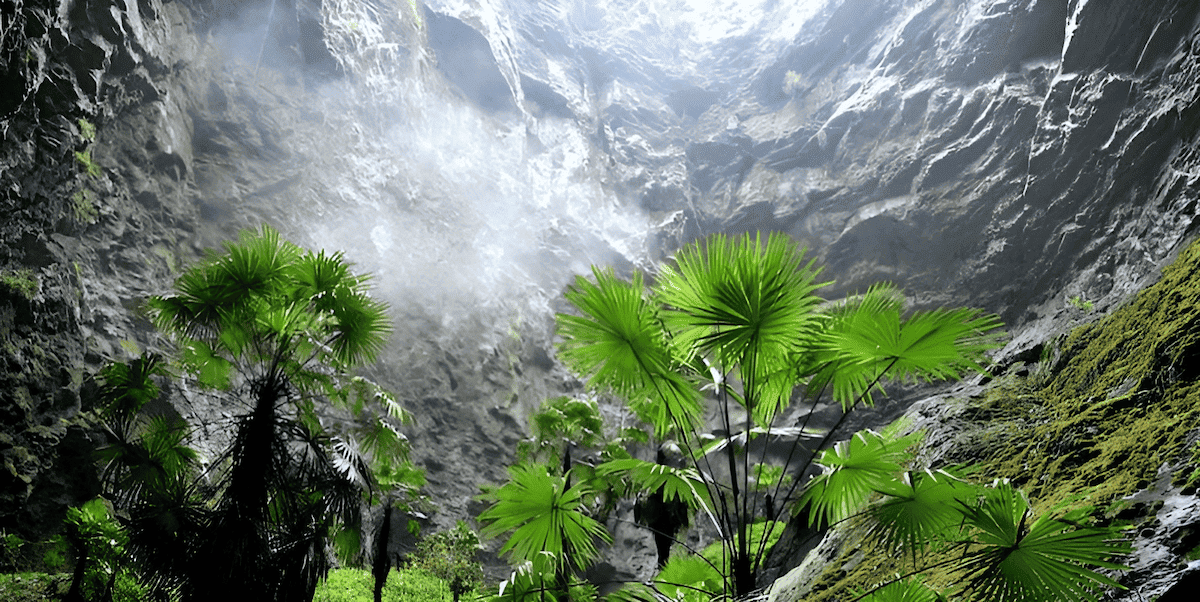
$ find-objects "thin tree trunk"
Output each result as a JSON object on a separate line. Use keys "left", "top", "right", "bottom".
{"left": 372, "top": 501, "right": 393, "bottom": 602}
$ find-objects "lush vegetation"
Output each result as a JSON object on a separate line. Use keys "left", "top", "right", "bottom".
{"left": 803, "top": 239, "right": 1200, "bottom": 600}
{"left": 7, "top": 228, "right": 1149, "bottom": 602}
{"left": 5, "top": 226, "right": 426, "bottom": 602}
{"left": 477, "top": 232, "right": 1130, "bottom": 602}
{"left": 313, "top": 567, "right": 455, "bottom": 602}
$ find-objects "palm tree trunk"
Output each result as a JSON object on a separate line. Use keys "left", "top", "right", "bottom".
{"left": 372, "top": 501, "right": 393, "bottom": 602}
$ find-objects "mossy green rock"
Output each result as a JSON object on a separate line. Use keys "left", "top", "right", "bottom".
{"left": 786, "top": 237, "right": 1200, "bottom": 601}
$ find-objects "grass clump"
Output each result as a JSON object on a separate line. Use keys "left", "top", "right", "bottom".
{"left": 0, "top": 572, "right": 70, "bottom": 602}
{"left": 72, "top": 189, "right": 98, "bottom": 224}
{"left": 0, "top": 268, "right": 38, "bottom": 300}
{"left": 78, "top": 117, "right": 96, "bottom": 141}
{"left": 73, "top": 149, "right": 101, "bottom": 178}
{"left": 314, "top": 567, "right": 455, "bottom": 602}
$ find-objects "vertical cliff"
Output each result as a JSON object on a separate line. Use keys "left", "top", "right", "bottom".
{"left": 2, "top": 1, "right": 1200, "bottom": 594}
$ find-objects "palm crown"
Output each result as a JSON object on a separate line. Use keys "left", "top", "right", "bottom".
{"left": 533, "top": 232, "right": 1125, "bottom": 601}
{"left": 137, "top": 225, "right": 413, "bottom": 601}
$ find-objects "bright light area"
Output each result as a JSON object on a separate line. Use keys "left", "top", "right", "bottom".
{"left": 564, "top": 0, "right": 829, "bottom": 78}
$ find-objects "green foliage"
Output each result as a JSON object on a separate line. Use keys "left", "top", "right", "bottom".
{"left": 518, "top": 396, "right": 605, "bottom": 468}
{"left": 596, "top": 458, "right": 711, "bottom": 511}
{"left": 90, "top": 225, "right": 423, "bottom": 601}
{"left": 0, "top": 572, "right": 70, "bottom": 602}
{"left": 41, "top": 537, "right": 69, "bottom": 571}
{"left": 1067, "top": 295, "right": 1095, "bottom": 312}
{"left": 73, "top": 149, "right": 101, "bottom": 178}
{"left": 314, "top": 567, "right": 451, "bottom": 602}
{"left": 77, "top": 118, "right": 96, "bottom": 141}
{"left": 71, "top": 189, "right": 98, "bottom": 224}
{"left": 558, "top": 268, "right": 703, "bottom": 438}
{"left": 651, "top": 554, "right": 722, "bottom": 601}
{"left": 554, "top": 232, "right": 1005, "bottom": 599}
{"left": 0, "top": 268, "right": 38, "bottom": 300}
{"left": 804, "top": 443, "right": 1130, "bottom": 602}
{"left": 800, "top": 429, "right": 924, "bottom": 527}
{"left": 956, "top": 482, "right": 1128, "bottom": 602}
{"left": 64, "top": 497, "right": 148, "bottom": 602}
{"left": 854, "top": 577, "right": 940, "bottom": 602}
{"left": 478, "top": 463, "right": 611, "bottom": 571}
{"left": 0, "top": 531, "right": 25, "bottom": 570}
{"left": 409, "top": 522, "right": 485, "bottom": 601}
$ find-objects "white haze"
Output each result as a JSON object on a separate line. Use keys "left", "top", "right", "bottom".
{"left": 205, "top": 0, "right": 828, "bottom": 341}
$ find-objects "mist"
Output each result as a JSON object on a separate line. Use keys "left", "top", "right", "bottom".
{"left": 192, "top": 0, "right": 834, "bottom": 350}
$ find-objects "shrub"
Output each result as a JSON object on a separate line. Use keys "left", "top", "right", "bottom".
{"left": 314, "top": 567, "right": 451, "bottom": 602}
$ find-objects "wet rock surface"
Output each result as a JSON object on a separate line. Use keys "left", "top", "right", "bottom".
{"left": 2, "top": 0, "right": 1200, "bottom": 594}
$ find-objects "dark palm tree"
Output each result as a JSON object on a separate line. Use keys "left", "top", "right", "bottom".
{"left": 145, "top": 225, "right": 415, "bottom": 601}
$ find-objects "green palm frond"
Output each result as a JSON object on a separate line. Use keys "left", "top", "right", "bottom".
{"left": 529, "top": 396, "right": 605, "bottom": 449}
{"left": 557, "top": 267, "right": 702, "bottom": 437}
{"left": 810, "top": 284, "right": 1004, "bottom": 407}
{"left": 958, "top": 480, "right": 1130, "bottom": 602}
{"left": 180, "top": 340, "right": 234, "bottom": 389}
{"left": 596, "top": 458, "right": 712, "bottom": 512}
{"left": 867, "top": 470, "right": 975, "bottom": 559}
{"left": 97, "top": 353, "right": 164, "bottom": 422}
{"left": 215, "top": 225, "right": 300, "bottom": 304}
{"left": 291, "top": 249, "right": 352, "bottom": 307}
{"left": 800, "top": 429, "right": 923, "bottom": 527}
{"left": 656, "top": 232, "right": 825, "bottom": 422}
{"left": 479, "top": 464, "right": 612, "bottom": 571}
{"left": 656, "top": 232, "right": 825, "bottom": 368}
{"left": 140, "top": 416, "right": 198, "bottom": 481}
{"left": 328, "top": 284, "right": 391, "bottom": 367}
{"left": 855, "top": 577, "right": 941, "bottom": 602}
{"left": 806, "top": 283, "right": 905, "bottom": 407}
{"left": 653, "top": 554, "right": 723, "bottom": 602}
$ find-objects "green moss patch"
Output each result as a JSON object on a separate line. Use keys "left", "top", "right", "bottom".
{"left": 795, "top": 239, "right": 1200, "bottom": 600}
{"left": 0, "top": 269, "right": 38, "bottom": 301}
{"left": 982, "top": 238, "right": 1200, "bottom": 512}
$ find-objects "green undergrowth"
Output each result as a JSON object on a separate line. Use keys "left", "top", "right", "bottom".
{"left": 314, "top": 567, "right": 462, "bottom": 602}
{"left": 0, "top": 567, "right": 462, "bottom": 602}
{"left": 0, "top": 572, "right": 69, "bottom": 601}
{"left": 800, "top": 238, "right": 1200, "bottom": 600}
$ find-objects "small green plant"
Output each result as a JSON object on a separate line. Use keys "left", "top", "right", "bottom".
{"left": 77, "top": 118, "right": 96, "bottom": 141}
{"left": 1, "top": 530, "right": 26, "bottom": 570}
{"left": 40, "top": 536, "right": 69, "bottom": 572}
{"left": 73, "top": 149, "right": 101, "bottom": 178}
{"left": 314, "top": 568, "right": 450, "bottom": 602}
{"left": 0, "top": 268, "right": 38, "bottom": 300}
{"left": 1068, "top": 295, "right": 1095, "bottom": 312}
{"left": 63, "top": 497, "right": 145, "bottom": 602}
{"left": 409, "top": 522, "right": 484, "bottom": 602}
{"left": 72, "top": 190, "right": 98, "bottom": 224}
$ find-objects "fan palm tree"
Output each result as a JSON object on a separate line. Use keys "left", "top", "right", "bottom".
{"left": 145, "top": 225, "right": 416, "bottom": 601}
{"left": 479, "top": 463, "right": 611, "bottom": 602}
{"left": 555, "top": 232, "right": 1006, "bottom": 598}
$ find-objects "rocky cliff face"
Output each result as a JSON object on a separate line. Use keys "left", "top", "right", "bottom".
{"left": 2, "top": 0, "right": 1199, "bottom": 592}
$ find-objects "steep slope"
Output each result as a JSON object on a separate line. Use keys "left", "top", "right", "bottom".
{"left": 770, "top": 234, "right": 1200, "bottom": 601}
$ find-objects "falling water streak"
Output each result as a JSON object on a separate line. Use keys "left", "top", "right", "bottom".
{"left": 255, "top": 0, "right": 279, "bottom": 77}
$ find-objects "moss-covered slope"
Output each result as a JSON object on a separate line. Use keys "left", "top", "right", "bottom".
{"left": 787, "top": 237, "right": 1200, "bottom": 601}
